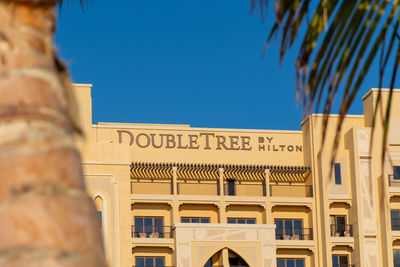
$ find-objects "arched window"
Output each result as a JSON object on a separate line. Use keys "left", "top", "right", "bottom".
{"left": 203, "top": 248, "right": 249, "bottom": 267}
{"left": 94, "top": 196, "right": 103, "bottom": 229}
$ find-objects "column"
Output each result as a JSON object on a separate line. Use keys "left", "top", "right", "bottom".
{"left": 172, "top": 166, "right": 179, "bottom": 224}
{"left": 265, "top": 168, "right": 272, "bottom": 224}
{"left": 222, "top": 248, "right": 229, "bottom": 267}
{"left": 219, "top": 168, "right": 226, "bottom": 223}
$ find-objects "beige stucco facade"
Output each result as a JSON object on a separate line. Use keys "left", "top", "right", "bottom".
{"left": 74, "top": 83, "right": 400, "bottom": 267}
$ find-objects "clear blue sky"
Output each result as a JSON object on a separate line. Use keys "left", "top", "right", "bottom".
{"left": 55, "top": 0, "right": 394, "bottom": 130}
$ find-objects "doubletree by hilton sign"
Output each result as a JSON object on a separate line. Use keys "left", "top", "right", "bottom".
{"left": 117, "top": 130, "right": 303, "bottom": 153}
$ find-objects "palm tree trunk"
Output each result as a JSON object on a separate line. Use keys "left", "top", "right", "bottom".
{"left": 0, "top": 1, "right": 107, "bottom": 266}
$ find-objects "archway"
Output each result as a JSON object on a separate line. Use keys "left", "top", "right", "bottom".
{"left": 203, "top": 248, "right": 250, "bottom": 267}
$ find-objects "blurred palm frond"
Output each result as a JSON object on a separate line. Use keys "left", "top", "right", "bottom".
{"left": 251, "top": 0, "right": 400, "bottom": 165}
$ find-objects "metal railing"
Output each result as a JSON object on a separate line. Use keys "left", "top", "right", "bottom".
{"left": 269, "top": 184, "right": 313, "bottom": 197}
{"left": 330, "top": 224, "right": 353, "bottom": 237}
{"left": 389, "top": 174, "right": 400, "bottom": 187}
{"left": 131, "top": 225, "right": 174, "bottom": 238}
{"left": 275, "top": 228, "right": 313, "bottom": 240}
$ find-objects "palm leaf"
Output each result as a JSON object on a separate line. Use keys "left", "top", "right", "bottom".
{"left": 251, "top": 0, "right": 400, "bottom": 167}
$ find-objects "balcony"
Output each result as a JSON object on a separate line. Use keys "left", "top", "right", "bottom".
{"left": 177, "top": 180, "right": 219, "bottom": 196}
{"left": 330, "top": 224, "right": 353, "bottom": 237}
{"left": 131, "top": 225, "right": 174, "bottom": 238}
{"left": 269, "top": 184, "right": 313, "bottom": 198}
{"left": 131, "top": 225, "right": 174, "bottom": 249}
{"left": 223, "top": 182, "right": 266, "bottom": 197}
{"left": 275, "top": 228, "right": 313, "bottom": 240}
{"left": 275, "top": 228, "right": 314, "bottom": 248}
{"left": 131, "top": 181, "right": 172, "bottom": 195}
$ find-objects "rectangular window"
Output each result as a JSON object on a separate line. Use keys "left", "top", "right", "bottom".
{"left": 134, "top": 217, "right": 164, "bottom": 238}
{"left": 332, "top": 254, "right": 349, "bottom": 267}
{"left": 394, "top": 249, "right": 400, "bottom": 267}
{"left": 135, "top": 256, "right": 164, "bottom": 267}
{"left": 277, "top": 258, "right": 304, "bottom": 267}
{"left": 334, "top": 163, "right": 342, "bottom": 185}
{"left": 394, "top": 166, "right": 400, "bottom": 180}
{"left": 391, "top": 210, "right": 400, "bottom": 231}
{"left": 275, "top": 219, "right": 304, "bottom": 240}
{"left": 227, "top": 218, "right": 256, "bottom": 224}
{"left": 227, "top": 179, "right": 236, "bottom": 195}
{"left": 180, "top": 217, "right": 210, "bottom": 223}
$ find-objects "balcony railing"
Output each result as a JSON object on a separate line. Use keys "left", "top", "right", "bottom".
{"left": 275, "top": 228, "right": 313, "bottom": 240}
{"left": 330, "top": 224, "right": 353, "bottom": 237}
{"left": 389, "top": 174, "right": 400, "bottom": 187}
{"left": 177, "top": 180, "right": 219, "bottom": 196}
{"left": 223, "top": 182, "right": 266, "bottom": 197}
{"left": 269, "top": 184, "right": 313, "bottom": 198}
{"left": 131, "top": 181, "right": 172, "bottom": 195}
{"left": 131, "top": 225, "right": 174, "bottom": 238}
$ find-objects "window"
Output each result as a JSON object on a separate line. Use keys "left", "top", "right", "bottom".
{"left": 394, "top": 249, "right": 400, "bottom": 267}
{"left": 391, "top": 210, "right": 400, "bottom": 231}
{"left": 332, "top": 254, "right": 349, "bottom": 267}
{"left": 227, "top": 179, "right": 236, "bottom": 195}
{"left": 98, "top": 211, "right": 102, "bottom": 229}
{"left": 277, "top": 258, "right": 304, "bottom": 267}
{"left": 394, "top": 166, "right": 400, "bottom": 180}
{"left": 330, "top": 215, "right": 347, "bottom": 236}
{"left": 134, "top": 217, "right": 164, "bottom": 238}
{"left": 227, "top": 218, "right": 256, "bottom": 224}
{"left": 135, "top": 256, "right": 164, "bottom": 267}
{"left": 181, "top": 217, "right": 210, "bottom": 223}
{"left": 334, "top": 163, "right": 342, "bottom": 185}
{"left": 275, "top": 219, "right": 304, "bottom": 240}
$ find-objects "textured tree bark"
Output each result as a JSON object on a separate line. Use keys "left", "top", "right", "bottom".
{"left": 0, "top": 1, "right": 107, "bottom": 266}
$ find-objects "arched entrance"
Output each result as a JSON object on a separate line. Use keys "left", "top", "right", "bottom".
{"left": 203, "top": 248, "right": 250, "bottom": 267}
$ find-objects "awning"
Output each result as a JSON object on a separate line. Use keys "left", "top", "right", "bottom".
{"left": 130, "top": 162, "right": 311, "bottom": 182}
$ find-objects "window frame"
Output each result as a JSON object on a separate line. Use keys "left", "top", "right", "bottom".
{"left": 334, "top": 163, "right": 342, "bottom": 185}
{"left": 275, "top": 219, "right": 304, "bottom": 240}
{"left": 180, "top": 217, "right": 210, "bottom": 223}
{"left": 135, "top": 256, "right": 165, "bottom": 267}
{"left": 391, "top": 210, "right": 400, "bottom": 231}
{"left": 277, "top": 258, "right": 305, "bottom": 267}
{"left": 227, "top": 179, "right": 236, "bottom": 196}
{"left": 134, "top": 216, "right": 164, "bottom": 238}
{"left": 227, "top": 217, "right": 256, "bottom": 224}
{"left": 394, "top": 166, "right": 400, "bottom": 180}
{"left": 330, "top": 215, "right": 347, "bottom": 236}
{"left": 98, "top": 211, "right": 103, "bottom": 229}
{"left": 393, "top": 249, "right": 400, "bottom": 267}
{"left": 332, "top": 254, "right": 349, "bottom": 267}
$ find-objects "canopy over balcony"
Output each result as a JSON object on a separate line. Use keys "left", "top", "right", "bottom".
{"left": 131, "top": 162, "right": 311, "bottom": 182}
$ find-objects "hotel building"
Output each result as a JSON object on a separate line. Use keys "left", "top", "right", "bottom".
{"left": 74, "top": 84, "right": 400, "bottom": 267}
